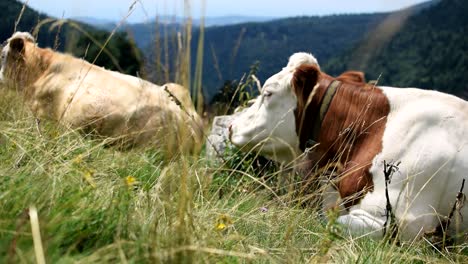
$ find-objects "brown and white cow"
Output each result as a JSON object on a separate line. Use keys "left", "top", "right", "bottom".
{"left": 0, "top": 32, "right": 203, "bottom": 154}
{"left": 229, "top": 52, "right": 468, "bottom": 240}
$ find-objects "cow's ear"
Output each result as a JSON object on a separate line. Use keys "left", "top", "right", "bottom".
{"left": 337, "top": 71, "right": 365, "bottom": 83}
{"left": 292, "top": 64, "right": 320, "bottom": 97}
{"left": 9, "top": 37, "right": 25, "bottom": 55}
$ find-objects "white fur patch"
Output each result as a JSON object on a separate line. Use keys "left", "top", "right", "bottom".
{"left": 230, "top": 52, "right": 322, "bottom": 163}
{"left": 286, "top": 52, "right": 319, "bottom": 69}
{"left": 1, "top": 32, "right": 35, "bottom": 83}
{"left": 8, "top": 32, "right": 35, "bottom": 43}
{"left": 0, "top": 45, "right": 8, "bottom": 83}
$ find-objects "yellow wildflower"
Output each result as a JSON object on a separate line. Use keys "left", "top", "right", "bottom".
{"left": 125, "top": 175, "right": 137, "bottom": 187}
{"left": 83, "top": 169, "right": 96, "bottom": 188}
{"left": 216, "top": 223, "right": 227, "bottom": 231}
{"left": 215, "top": 214, "right": 233, "bottom": 232}
{"left": 73, "top": 154, "right": 83, "bottom": 165}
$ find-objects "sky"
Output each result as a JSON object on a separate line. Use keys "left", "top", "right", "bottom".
{"left": 23, "top": 0, "right": 431, "bottom": 23}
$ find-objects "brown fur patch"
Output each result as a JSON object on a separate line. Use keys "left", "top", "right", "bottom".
{"left": 292, "top": 64, "right": 323, "bottom": 149}
{"left": 337, "top": 71, "right": 366, "bottom": 83}
{"left": 292, "top": 65, "right": 390, "bottom": 208}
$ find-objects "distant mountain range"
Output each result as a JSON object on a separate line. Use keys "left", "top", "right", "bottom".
{"left": 137, "top": 13, "right": 387, "bottom": 101}
{"left": 73, "top": 15, "right": 278, "bottom": 51}
{"left": 191, "top": 14, "right": 386, "bottom": 100}
{"left": 170, "top": 0, "right": 449, "bottom": 100}
{"left": 5, "top": 0, "right": 465, "bottom": 103}
{"left": 324, "top": 0, "right": 467, "bottom": 99}
{"left": 71, "top": 16, "right": 117, "bottom": 27}
{"left": 187, "top": 0, "right": 465, "bottom": 101}
{"left": 73, "top": 15, "right": 277, "bottom": 30}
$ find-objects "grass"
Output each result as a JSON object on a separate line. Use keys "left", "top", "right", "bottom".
{"left": 1, "top": 1, "right": 467, "bottom": 263}
{"left": 1, "top": 88, "right": 467, "bottom": 263}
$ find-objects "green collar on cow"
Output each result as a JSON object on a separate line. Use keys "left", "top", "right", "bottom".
{"left": 305, "top": 79, "right": 341, "bottom": 150}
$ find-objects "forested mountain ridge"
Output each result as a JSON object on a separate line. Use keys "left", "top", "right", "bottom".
{"left": 145, "top": 13, "right": 388, "bottom": 100}
{"left": 142, "top": 0, "right": 447, "bottom": 101}
{"left": 324, "top": 0, "right": 467, "bottom": 99}
{"left": 1, "top": 0, "right": 142, "bottom": 75}
{"left": 4, "top": 0, "right": 464, "bottom": 102}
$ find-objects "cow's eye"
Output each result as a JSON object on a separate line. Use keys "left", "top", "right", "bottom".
{"left": 264, "top": 91, "right": 272, "bottom": 97}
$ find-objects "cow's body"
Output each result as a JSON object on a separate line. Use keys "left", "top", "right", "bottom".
{"left": 229, "top": 52, "right": 468, "bottom": 240}
{"left": 0, "top": 32, "right": 202, "bottom": 154}
{"left": 341, "top": 86, "right": 468, "bottom": 239}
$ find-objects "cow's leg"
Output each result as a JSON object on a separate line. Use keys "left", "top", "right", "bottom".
{"left": 336, "top": 209, "right": 385, "bottom": 239}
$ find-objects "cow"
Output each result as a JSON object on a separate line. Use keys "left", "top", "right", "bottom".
{"left": 336, "top": 70, "right": 366, "bottom": 84}
{"left": 228, "top": 52, "right": 468, "bottom": 241}
{"left": 0, "top": 32, "right": 203, "bottom": 155}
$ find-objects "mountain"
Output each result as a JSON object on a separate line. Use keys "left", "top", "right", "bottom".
{"left": 140, "top": 1, "right": 448, "bottom": 102}
{"left": 71, "top": 16, "right": 117, "bottom": 28}
{"left": 74, "top": 15, "right": 276, "bottom": 30}
{"left": 74, "top": 15, "right": 276, "bottom": 50}
{"left": 1, "top": 0, "right": 61, "bottom": 51}
{"left": 6, "top": 0, "right": 464, "bottom": 105}
{"left": 197, "top": 15, "right": 276, "bottom": 27}
{"left": 1, "top": 0, "right": 142, "bottom": 76}
{"left": 406, "top": 0, "right": 442, "bottom": 12}
{"left": 324, "top": 0, "right": 467, "bottom": 99}
{"left": 162, "top": 14, "right": 386, "bottom": 101}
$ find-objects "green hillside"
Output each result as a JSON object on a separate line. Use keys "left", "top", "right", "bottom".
{"left": 200, "top": 14, "right": 388, "bottom": 99}
{"left": 324, "top": 0, "right": 468, "bottom": 99}
{"left": 179, "top": 14, "right": 386, "bottom": 100}
{"left": 0, "top": 0, "right": 142, "bottom": 75}
{"left": 139, "top": 1, "right": 450, "bottom": 102}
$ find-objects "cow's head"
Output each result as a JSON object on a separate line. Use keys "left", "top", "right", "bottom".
{"left": 0, "top": 32, "right": 44, "bottom": 89}
{"left": 229, "top": 52, "right": 320, "bottom": 163}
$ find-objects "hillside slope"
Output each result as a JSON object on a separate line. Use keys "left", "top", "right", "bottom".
{"left": 324, "top": 0, "right": 468, "bottom": 98}
{"left": 199, "top": 14, "right": 385, "bottom": 99}
{"left": 139, "top": 1, "right": 447, "bottom": 101}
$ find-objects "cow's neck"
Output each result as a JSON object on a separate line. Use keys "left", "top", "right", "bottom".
{"left": 22, "top": 47, "right": 54, "bottom": 101}
{"left": 296, "top": 74, "right": 338, "bottom": 151}
{"left": 300, "top": 74, "right": 390, "bottom": 208}
{"left": 316, "top": 76, "right": 389, "bottom": 161}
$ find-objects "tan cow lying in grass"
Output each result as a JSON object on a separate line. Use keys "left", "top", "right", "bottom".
{"left": 0, "top": 32, "right": 203, "bottom": 155}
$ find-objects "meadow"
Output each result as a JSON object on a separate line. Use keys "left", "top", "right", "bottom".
{"left": 1, "top": 1, "right": 467, "bottom": 263}
{"left": 1, "top": 82, "right": 467, "bottom": 263}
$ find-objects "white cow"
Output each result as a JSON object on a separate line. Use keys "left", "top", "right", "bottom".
{"left": 229, "top": 52, "right": 468, "bottom": 241}
{"left": 0, "top": 32, "right": 203, "bottom": 154}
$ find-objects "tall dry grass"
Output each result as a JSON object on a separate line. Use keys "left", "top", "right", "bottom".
{"left": 0, "top": 0, "right": 467, "bottom": 263}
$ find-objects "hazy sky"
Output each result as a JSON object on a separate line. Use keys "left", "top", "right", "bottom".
{"left": 23, "top": 0, "right": 431, "bottom": 23}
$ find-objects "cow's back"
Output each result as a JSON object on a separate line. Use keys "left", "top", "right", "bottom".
{"left": 34, "top": 52, "right": 202, "bottom": 154}
{"left": 380, "top": 86, "right": 468, "bottom": 153}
